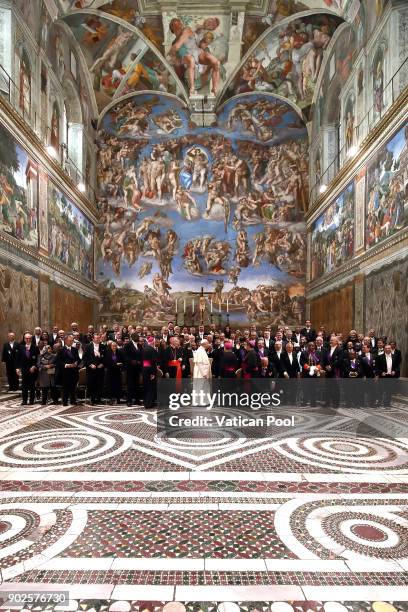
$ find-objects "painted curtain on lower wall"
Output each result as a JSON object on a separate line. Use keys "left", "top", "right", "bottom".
{"left": 0, "top": 258, "right": 38, "bottom": 339}
{"left": 48, "top": 183, "right": 94, "bottom": 282}
{"left": 96, "top": 92, "right": 308, "bottom": 327}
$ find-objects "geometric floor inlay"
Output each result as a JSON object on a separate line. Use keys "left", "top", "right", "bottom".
{"left": 0, "top": 398, "right": 408, "bottom": 607}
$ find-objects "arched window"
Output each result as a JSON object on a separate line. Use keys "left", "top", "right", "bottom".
{"left": 19, "top": 49, "right": 31, "bottom": 118}
{"left": 50, "top": 101, "right": 61, "bottom": 151}
{"left": 62, "top": 80, "right": 84, "bottom": 180}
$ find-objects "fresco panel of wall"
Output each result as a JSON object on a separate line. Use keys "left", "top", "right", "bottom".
{"left": 366, "top": 123, "right": 408, "bottom": 248}
{"left": 310, "top": 121, "right": 408, "bottom": 282}
{"left": 96, "top": 93, "right": 308, "bottom": 327}
{"left": 48, "top": 183, "right": 95, "bottom": 282}
{"left": 0, "top": 123, "right": 38, "bottom": 248}
{"left": 310, "top": 181, "right": 355, "bottom": 281}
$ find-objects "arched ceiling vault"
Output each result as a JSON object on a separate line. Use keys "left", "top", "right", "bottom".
{"left": 60, "top": 9, "right": 190, "bottom": 115}
{"left": 56, "top": 0, "right": 349, "bottom": 120}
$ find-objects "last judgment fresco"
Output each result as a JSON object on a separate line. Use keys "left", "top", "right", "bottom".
{"left": 96, "top": 93, "right": 308, "bottom": 326}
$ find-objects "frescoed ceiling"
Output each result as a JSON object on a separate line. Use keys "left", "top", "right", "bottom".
{"left": 54, "top": 0, "right": 355, "bottom": 118}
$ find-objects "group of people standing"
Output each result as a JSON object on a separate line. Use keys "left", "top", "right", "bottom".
{"left": 1, "top": 320, "right": 402, "bottom": 409}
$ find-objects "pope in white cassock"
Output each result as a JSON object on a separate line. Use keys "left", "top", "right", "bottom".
{"left": 193, "top": 340, "right": 212, "bottom": 379}
{"left": 192, "top": 340, "right": 212, "bottom": 408}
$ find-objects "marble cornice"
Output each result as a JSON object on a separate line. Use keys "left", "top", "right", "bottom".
{"left": 0, "top": 232, "right": 98, "bottom": 299}
{"left": 307, "top": 230, "right": 408, "bottom": 300}
{"left": 306, "top": 86, "right": 408, "bottom": 224}
{"left": 0, "top": 97, "right": 98, "bottom": 223}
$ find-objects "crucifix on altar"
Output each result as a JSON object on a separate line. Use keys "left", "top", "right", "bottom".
{"left": 175, "top": 286, "right": 229, "bottom": 327}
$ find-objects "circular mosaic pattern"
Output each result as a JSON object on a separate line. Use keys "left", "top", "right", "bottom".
{"left": 87, "top": 409, "right": 146, "bottom": 426}
{"left": 0, "top": 428, "right": 130, "bottom": 470}
{"left": 322, "top": 511, "right": 408, "bottom": 558}
{"left": 274, "top": 436, "right": 408, "bottom": 471}
{"left": 0, "top": 509, "right": 39, "bottom": 546}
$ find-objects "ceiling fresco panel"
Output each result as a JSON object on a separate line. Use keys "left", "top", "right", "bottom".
{"left": 228, "top": 13, "right": 343, "bottom": 112}
{"left": 64, "top": 13, "right": 177, "bottom": 111}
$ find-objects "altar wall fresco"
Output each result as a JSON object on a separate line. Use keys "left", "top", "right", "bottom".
{"left": 96, "top": 92, "right": 308, "bottom": 326}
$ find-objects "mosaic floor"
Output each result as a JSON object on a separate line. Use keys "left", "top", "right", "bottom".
{"left": 0, "top": 396, "right": 408, "bottom": 610}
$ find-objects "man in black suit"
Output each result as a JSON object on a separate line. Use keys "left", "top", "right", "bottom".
{"left": 315, "top": 336, "right": 326, "bottom": 361}
{"left": 56, "top": 334, "right": 80, "bottom": 406}
{"left": 16, "top": 333, "right": 39, "bottom": 405}
{"left": 301, "top": 320, "right": 316, "bottom": 343}
{"left": 322, "top": 336, "right": 343, "bottom": 407}
{"left": 281, "top": 343, "right": 301, "bottom": 378}
{"left": 263, "top": 329, "right": 273, "bottom": 351}
{"left": 375, "top": 344, "right": 400, "bottom": 407}
{"left": 280, "top": 342, "right": 300, "bottom": 405}
{"left": 123, "top": 332, "right": 142, "bottom": 406}
{"left": 291, "top": 326, "right": 303, "bottom": 347}
{"left": 2, "top": 332, "right": 19, "bottom": 391}
{"left": 81, "top": 325, "right": 95, "bottom": 346}
{"left": 83, "top": 332, "right": 107, "bottom": 405}
{"left": 31, "top": 327, "right": 42, "bottom": 349}
{"left": 367, "top": 329, "right": 377, "bottom": 352}
{"left": 359, "top": 344, "right": 376, "bottom": 378}
{"left": 269, "top": 341, "right": 284, "bottom": 378}
{"left": 359, "top": 344, "right": 377, "bottom": 407}
{"left": 49, "top": 326, "right": 59, "bottom": 347}
{"left": 390, "top": 341, "right": 402, "bottom": 370}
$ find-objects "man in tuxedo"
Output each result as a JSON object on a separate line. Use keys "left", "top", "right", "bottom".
{"left": 281, "top": 342, "right": 301, "bottom": 378}
{"left": 359, "top": 344, "right": 377, "bottom": 407}
{"left": 280, "top": 342, "right": 300, "bottom": 404}
{"left": 56, "top": 334, "right": 80, "bottom": 406}
{"left": 269, "top": 341, "right": 284, "bottom": 378}
{"left": 342, "top": 349, "right": 363, "bottom": 407}
{"left": 390, "top": 341, "right": 402, "bottom": 370}
{"left": 16, "top": 333, "right": 39, "bottom": 405}
{"left": 359, "top": 344, "right": 376, "bottom": 378}
{"left": 367, "top": 329, "right": 377, "bottom": 352}
{"left": 301, "top": 320, "right": 316, "bottom": 342}
{"left": 2, "top": 332, "right": 19, "bottom": 391}
{"left": 376, "top": 344, "right": 400, "bottom": 378}
{"left": 196, "top": 325, "right": 206, "bottom": 343}
{"left": 49, "top": 326, "right": 59, "bottom": 346}
{"left": 315, "top": 336, "right": 325, "bottom": 361}
{"left": 83, "top": 332, "right": 107, "bottom": 405}
{"left": 376, "top": 344, "right": 400, "bottom": 407}
{"left": 81, "top": 325, "right": 95, "bottom": 346}
{"left": 291, "top": 326, "right": 302, "bottom": 347}
{"left": 31, "top": 327, "right": 42, "bottom": 348}
{"left": 263, "top": 329, "right": 273, "bottom": 350}
{"left": 123, "top": 332, "right": 142, "bottom": 406}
